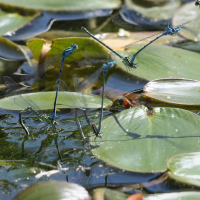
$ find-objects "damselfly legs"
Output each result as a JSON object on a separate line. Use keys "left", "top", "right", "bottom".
{"left": 75, "top": 61, "right": 115, "bottom": 138}
{"left": 3, "top": 76, "right": 57, "bottom": 135}
{"left": 81, "top": 27, "right": 138, "bottom": 70}
{"left": 3, "top": 44, "right": 78, "bottom": 135}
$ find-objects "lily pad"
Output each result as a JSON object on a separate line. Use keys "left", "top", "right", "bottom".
{"left": 27, "top": 37, "right": 111, "bottom": 89}
{"left": 27, "top": 39, "right": 46, "bottom": 61}
{"left": 0, "top": 91, "right": 112, "bottom": 110}
{"left": 0, "top": 0, "right": 121, "bottom": 12}
{"left": 173, "top": 2, "right": 200, "bottom": 41}
{"left": 13, "top": 181, "right": 91, "bottom": 200}
{"left": 113, "top": 44, "right": 200, "bottom": 81}
{"left": 0, "top": 8, "right": 39, "bottom": 36}
{"left": 5, "top": 10, "right": 112, "bottom": 41}
{"left": 90, "top": 106, "right": 200, "bottom": 172}
{"left": 143, "top": 192, "right": 200, "bottom": 200}
{"left": 167, "top": 152, "right": 200, "bottom": 188}
{"left": 125, "top": 0, "right": 180, "bottom": 21}
{"left": 0, "top": 37, "right": 32, "bottom": 60}
{"left": 174, "top": 41, "right": 200, "bottom": 52}
{"left": 141, "top": 78, "right": 200, "bottom": 106}
{"left": 93, "top": 188, "right": 129, "bottom": 200}
{"left": 27, "top": 37, "right": 110, "bottom": 64}
{"left": 101, "top": 31, "right": 184, "bottom": 49}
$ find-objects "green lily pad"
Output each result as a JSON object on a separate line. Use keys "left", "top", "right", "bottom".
{"left": 167, "top": 152, "right": 200, "bottom": 188}
{"left": 143, "top": 192, "right": 200, "bottom": 200}
{"left": 0, "top": 0, "right": 121, "bottom": 12}
{"left": 113, "top": 44, "right": 200, "bottom": 81}
{"left": 47, "top": 37, "right": 110, "bottom": 62}
{"left": 141, "top": 78, "right": 200, "bottom": 106}
{"left": 125, "top": 0, "right": 181, "bottom": 21}
{"left": 173, "top": 2, "right": 200, "bottom": 41}
{"left": 93, "top": 188, "right": 129, "bottom": 200}
{"left": 27, "top": 37, "right": 111, "bottom": 90}
{"left": 0, "top": 91, "right": 112, "bottom": 110}
{"left": 90, "top": 106, "right": 200, "bottom": 172}
{"left": 174, "top": 41, "right": 200, "bottom": 52}
{"left": 102, "top": 32, "right": 184, "bottom": 50}
{"left": 27, "top": 37, "right": 110, "bottom": 64}
{"left": 0, "top": 37, "right": 31, "bottom": 60}
{"left": 0, "top": 8, "right": 39, "bottom": 36}
{"left": 27, "top": 39, "right": 46, "bottom": 61}
{"left": 13, "top": 181, "right": 91, "bottom": 200}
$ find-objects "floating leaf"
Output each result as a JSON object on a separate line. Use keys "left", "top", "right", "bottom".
{"left": 13, "top": 181, "right": 91, "bottom": 200}
{"left": 0, "top": 0, "right": 121, "bottom": 11}
{"left": 0, "top": 8, "right": 39, "bottom": 36}
{"left": 90, "top": 106, "right": 200, "bottom": 172}
{"left": 27, "top": 37, "right": 110, "bottom": 64}
{"left": 125, "top": 0, "right": 181, "bottom": 21}
{"left": 143, "top": 192, "right": 200, "bottom": 200}
{"left": 27, "top": 39, "right": 46, "bottom": 61}
{"left": 0, "top": 91, "right": 112, "bottom": 110}
{"left": 5, "top": 10, "right": 112, "bottom": 41}
{"left": 102, "top": 32, "right": 184, "bottom": 49}
{"left": 173, "top": 2, "right": 200, "bottom": 41}
{"left": 174, "top": 41, "right": 200, "bottom": 52}
{"left": 93, "top": 188, "right": 129, "bottom": 200}
{"left": 141, "top": 78, "right": 200, "bottom": 107}
{"left": 0, "top": 37, "right": 31, "bottom": 60}
{"left": 112, "top": 44, "right": 200, "bottom": 81}
{"left": 27, "top": 37, "right": 112, "bottom": 90}
{"left": 167, "top": 152, "right": 200, "bottom": 188}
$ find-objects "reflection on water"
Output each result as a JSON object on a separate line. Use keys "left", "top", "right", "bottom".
{"left": 0, "top": 106, "right": 164, "bottom": 199}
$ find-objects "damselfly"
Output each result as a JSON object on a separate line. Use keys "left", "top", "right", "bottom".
{"left": 113, "top": 15, "right": 190, "bottom": 64}
{"left": 81, "top": 27, "right": 138, "bottom": 70}
{"left": 52, "top": 44, "right": 78, "bottom": 121}
{"left": 130, "top": 25, "right": 182, "bottom": 64}
{"left": 3, "top": 76, "right": 57, "bottom": 135}
{"left": 76, "top": 62, "right": 115, "bottom": 136}
{"left": 20, "top": 44, "right": 78, "bottom": 84}
{"left": 54, "top": 79, "right": 96, "bottom": 140}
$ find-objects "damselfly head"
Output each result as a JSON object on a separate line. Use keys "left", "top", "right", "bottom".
{"left": 195, "top": 0, "right": 200, "bottom": 6}
{"left": 71, "top": 44, "right": 78, "bottom": 49}
{"left": 103, "top": 61, "right": 116, "bottom": 71}
{"left": 63, "top": 44, "right": 78, "bottom": 56}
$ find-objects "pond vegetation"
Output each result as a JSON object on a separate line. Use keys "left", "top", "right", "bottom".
{"left": 0, "top": 0, "right": 200, "bottom": 199}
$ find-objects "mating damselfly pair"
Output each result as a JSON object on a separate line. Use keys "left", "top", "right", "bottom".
{"left": 3, "top": 44, "right": 115, "bottom": 140}
{"left": 2, "top": 16, "right": 189, "bottom": 140}
{"left": 81, "top": 18, "right": 189, "bottom": 67}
